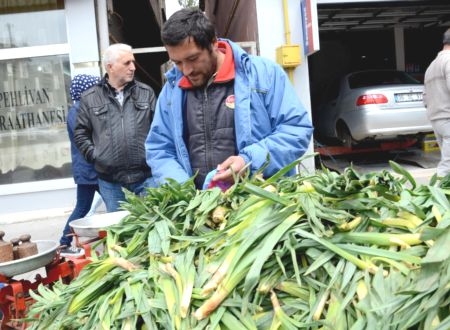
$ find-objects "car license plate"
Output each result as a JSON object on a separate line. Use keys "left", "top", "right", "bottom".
{"left": 395, "top": 92, "right": 423, "bottom": 102}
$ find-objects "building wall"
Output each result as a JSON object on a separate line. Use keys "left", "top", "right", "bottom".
{"left": 255, "top": 0, "right": 315, "bottom": 172}
{"left": 65, "top": 0, "right": 100, "bottom": 73}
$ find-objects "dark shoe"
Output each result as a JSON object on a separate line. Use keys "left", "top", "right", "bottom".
{"left": 60, "top": 246, "right": 85, "bottom": 258}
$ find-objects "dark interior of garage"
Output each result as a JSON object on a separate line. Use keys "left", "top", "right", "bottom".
{"left": 309, "top": 27, "right": 445, "bottom": 110}
{"left": 310, "top": 0, "right": 449, "bottom": 171}
{"left": 109, "top": 0, "right": 170, "bottom": 94}
{"left": 309, "top": 0, "right": 450, "bottom": 113}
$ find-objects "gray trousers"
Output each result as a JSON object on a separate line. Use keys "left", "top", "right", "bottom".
{"left": 431, "top": 118, "right": 450, "bottom": 177}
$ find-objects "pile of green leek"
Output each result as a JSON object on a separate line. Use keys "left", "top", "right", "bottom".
{"left": 25, "top": 159, "right": 450, "bottom": 330}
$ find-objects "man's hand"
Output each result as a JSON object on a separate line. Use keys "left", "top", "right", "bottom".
{"left": 213, "top": 155, "right": 246, "bottom": 182}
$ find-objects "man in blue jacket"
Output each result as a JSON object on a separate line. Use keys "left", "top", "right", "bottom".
{"left": 145, "top": 8, "right": 313, "bottom": 189}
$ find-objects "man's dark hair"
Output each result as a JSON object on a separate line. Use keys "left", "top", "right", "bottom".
{"left": 161, "top": 8, "right": 216, "bottom": 50}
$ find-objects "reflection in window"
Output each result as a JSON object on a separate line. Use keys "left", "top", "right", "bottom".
{"left": 0, "top": 55, "right": 71, "bottom": 184}
{"left": 0, "top": 9, "right": 66, "bottom": 48}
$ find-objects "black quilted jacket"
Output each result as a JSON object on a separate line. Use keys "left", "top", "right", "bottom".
{"left": 74, "top": 78, "right": 156, "bottom": 184}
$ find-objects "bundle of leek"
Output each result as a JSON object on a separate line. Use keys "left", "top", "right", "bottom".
{"left": 25, "top": 160, "right": 450, "bottom": 330}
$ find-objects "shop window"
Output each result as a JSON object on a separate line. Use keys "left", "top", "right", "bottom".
{"left": 0, "top": 9, "right": 66, "bottom": 48}
{"left": 0, "top": 5, "right": 71, "bottom": 185}
{"left": 0, "top": 54, "right": 71, "bottom": 185}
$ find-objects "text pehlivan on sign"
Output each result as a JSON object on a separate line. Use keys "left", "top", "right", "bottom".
{"left": 0, "top": 55, "right": 71, "bottom": 185}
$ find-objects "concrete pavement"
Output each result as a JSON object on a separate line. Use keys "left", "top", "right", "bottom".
{"left": 0, "top": 208, "right": 69, "bottom": 243}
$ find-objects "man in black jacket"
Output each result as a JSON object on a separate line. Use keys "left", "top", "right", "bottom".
{"left": 74, "top": 43, "right": 156, "bottom": 212}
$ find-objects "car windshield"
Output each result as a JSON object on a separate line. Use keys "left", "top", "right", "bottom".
{"left": 348, "top": 71, "right": 421, "bottom": 89}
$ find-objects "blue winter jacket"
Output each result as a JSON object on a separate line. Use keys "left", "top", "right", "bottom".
{"left": 145, "top": 39, "right": 313, "bottom": 186}
{"left": 67, "top": 100, "right": 97, "bottom": 185}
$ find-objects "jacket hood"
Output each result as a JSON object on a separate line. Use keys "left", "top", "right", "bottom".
{"left": 70, "top": 74, "right": 100, "bottom": 101}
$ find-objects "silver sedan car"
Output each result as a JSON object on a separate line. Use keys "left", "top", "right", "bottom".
{"left": 314, "top": 70, "right": 433, "bottom": 147}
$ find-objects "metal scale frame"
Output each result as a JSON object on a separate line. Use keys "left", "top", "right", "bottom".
{"left": 0, "top": 230, "right": 106, "bottom": 330}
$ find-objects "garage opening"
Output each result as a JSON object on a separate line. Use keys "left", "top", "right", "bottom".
{"left": 310, "top": 0, "right": 450, "bottom": 170}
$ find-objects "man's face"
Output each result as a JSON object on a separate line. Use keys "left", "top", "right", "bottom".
{"left": 166, "top": 37, "right": 218, "bottom": 88}
{"left": 108, "top": 51, "right": 136, "bottom": 89}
